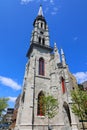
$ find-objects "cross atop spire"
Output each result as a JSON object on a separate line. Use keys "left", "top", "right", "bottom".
{"left": 38, "top": 5, "right": 43, "bottom": 16}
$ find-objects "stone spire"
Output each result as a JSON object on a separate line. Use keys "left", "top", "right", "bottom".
{"left": 54, "top": 42, "right": 58, "bottom": 52}
{"left": 61, "top": 48, "right": 64, "bottom": 55}
{"left": 54, "top": 42, "right": 60, "bottom": 64}
{"left": 61, "top": 48, "right": 66, "bottom": 66}
{"left": 38, "top": 5, "right": 43, "bottom": 16}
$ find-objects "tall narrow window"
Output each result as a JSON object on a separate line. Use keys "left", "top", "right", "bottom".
{"left": 37, "top": 91, "right": 45, "bottom": 116}
{"left": 42, "top": 38, "right": 45, "bottom": 45}
{"left": 45, "top": 23, "right": 46, "bottom": 29}
{"left": 39, "top": 37, "right": 41, "bottom": 44}
{"left": 41, "top": 23, "right": 43, "bottom": 28}
{"left": 63, "top": 102, "right": 71, "bottom": 126}
{"left": 39, "top": 58, "right": 45, "bottom": 76}
{"left": 61, "top": 77, "right": 65, "bottom": 93}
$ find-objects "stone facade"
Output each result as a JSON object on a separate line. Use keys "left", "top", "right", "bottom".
{"left": 15, "top": 6, "right": 79, "bottom": 130}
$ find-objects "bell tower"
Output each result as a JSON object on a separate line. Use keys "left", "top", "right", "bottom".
{"left": 15, "top": 6, "right": 53, "bottom": 130}
{"left": 30, "top": 5, "right": 50, "bottom": 46}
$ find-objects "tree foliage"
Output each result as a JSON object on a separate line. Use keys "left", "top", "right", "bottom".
{"left": 40, "top": 95, "right": 59, "bottom": 119}
{"left": 71, "top": 88, "right": 87, "bottom": 119}
{"left": 0, "top": 98, "right": 9, "bottom": 117}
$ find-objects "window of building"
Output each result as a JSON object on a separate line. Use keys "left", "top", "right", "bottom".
{"left": 41, "top": 23, "right": 43, "bottom": 28}
{"left": 39, "top": 58, "right": 45, "bottom": 76}
{"left": 45, "top": 23, "right": 46, "bottom": 29}
{"left": 61, "top": 77, "right": 65, "bottom": 93}
{"left": 39, "top": 37, "right": 41, "bottom": 44}
{"left": 38, "top": 23, "right": 39, "bottom": 28}
{"left": 42, "top": 38, "right": 45, "bottom": 45}
{"left": 37, "top": 91, "right": 45, "bottom": 116}
{"left": 40, "top": 31, "right": 43, "bottom": 34}
{"left": 63, "top": 102, "right": 71, "bottom": 126}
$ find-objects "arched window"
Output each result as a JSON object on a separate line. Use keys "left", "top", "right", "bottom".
{"left": 45, "top": 23, "right": 46, "bottom": 29}
{"left": 42, "top": 38, "right": 45, "bottom": 45}
{"left": 39, "top": 37, "right": 41, "bottom": 44}
{"left": 37, "top": 91, "right": 45, "bottom": 116}
{"left": 61, "top": 77, "right": 65, "bottom": 93}
{"left": 41, "top": 23, "right": 43, "bottom": 28}
{"left": 39, "top": 58, "right": 45, "bottom": 76}
{"left": 63, "top": 102, "right": 71, "bottom": 126}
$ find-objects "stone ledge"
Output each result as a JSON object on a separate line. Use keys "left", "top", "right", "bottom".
{"left": 36, "top": 75, "right": 50, "bottom": 80}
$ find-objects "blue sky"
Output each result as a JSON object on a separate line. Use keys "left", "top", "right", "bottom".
{"left": 0, "top": 0, "right": 87, "bottom": 108}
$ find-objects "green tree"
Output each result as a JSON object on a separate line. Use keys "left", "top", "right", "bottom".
{"left": 0, "top": 98, "right": 9, "bottom": 117}
{"left": 40, "top": 94, "right": 58, "bottom": 130}
{"left": 71, "top": 88, "right": 87, "bottom": 119}
{"left": 71, "top": 88, "right": 87, "bottom": 130}
{"left": 78, "top": 84, "right": 84, "bottom": 90}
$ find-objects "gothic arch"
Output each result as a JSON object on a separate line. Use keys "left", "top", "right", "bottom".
{"left": 42, "top": 38, "right": 45, "bottom": 45}
{"left": 37, "top": 91, "right": 45, "bottom": 116}
{"left": 39, "top": 37, "right": 41, "bottom": 44}
{"left": 63, "top": 102, "right": 71, "bottom": 126}
{"left": 61, "top": 77, "right": 65, "bottom": 93}
{"left": 41, "top": 22, "right": 43, "bottom": 29}
{"left": 39, "top": 57, "right": 45, "bottom": 76}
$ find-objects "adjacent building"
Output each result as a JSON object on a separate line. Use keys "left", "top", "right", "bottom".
{"left": 3, "top": 108, "right": 14, "bottom": 125}
{"left": 9, "top": 95, "right": 21, "bottom": 130}
{"left": 82, "top": 81, "right": 87, "bottom": 90}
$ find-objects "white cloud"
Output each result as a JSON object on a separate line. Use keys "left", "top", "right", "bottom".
{"left": 44, "top": 7, "right": 49, "bottom": 13}
{"left": 43, "top": 0, "right": 47, "bottom": 1}
{"left": 51, "top": 12, "right": 57, "bottom": 15}
{"left": 73, "top": 37, "right": 78, "bottom": 41}
{"left": 8, "top": 97, "right": 17, "bottom": 103}
{"left": 21, "top": 0, "right": 34, "bottom": 4}
{"left": 73, "top": 72, "right": 87, "bottom": 83}
{"left": 51, "top": 7, "right": 58, "bottom": 15}
{"left": 53, "top": 7, "right": 58, "bottom": 11}
{"left": 0, "top": 76, "right": 21, "bottom": 90}
{"left": 21, "top": 0, "right": 54, "bottom": 4}
{"left": 50, "top": 0, "right": 54, "bottom": 4}
{"left": 21, "top": 0, "right": 59, "bottom": 15}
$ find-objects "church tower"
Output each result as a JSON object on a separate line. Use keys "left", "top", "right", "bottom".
{"left": 15, "top": 6, "right": 79, "bottom": 130}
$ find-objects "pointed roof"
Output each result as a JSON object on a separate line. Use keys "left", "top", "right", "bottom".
{"left": 38, "top": 5, "right": 43, "bottom": 16}
{"left": 54, "top": 42, "right": 58, "bottom": 52}
{"left": 33, "top": 5, "right": 46, "bottom": 26}
{"left": 54, "top": 42, "right": 57, "bottom": 48}
{"left": 54, "top": 42, "right": 57, "bottom": 51}
{"left": 54, "top": 42, "right": 61, "bottom": 63}
{"left": 61, "top": 48, "right": 64, "bottom": 55}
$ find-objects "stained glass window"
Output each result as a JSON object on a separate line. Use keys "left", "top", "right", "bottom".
{"left": 39, "top": 58, "right": 44, "bottom": 76}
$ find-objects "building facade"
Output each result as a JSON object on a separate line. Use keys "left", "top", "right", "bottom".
{"left": 15, "top": 6, "right": 79, "bottom": 130}
{"left": 3, "top": 108, "right": 14, "bottom": 125}
{"left": 9, "top": 95, "right": 21, "bottom": 130}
